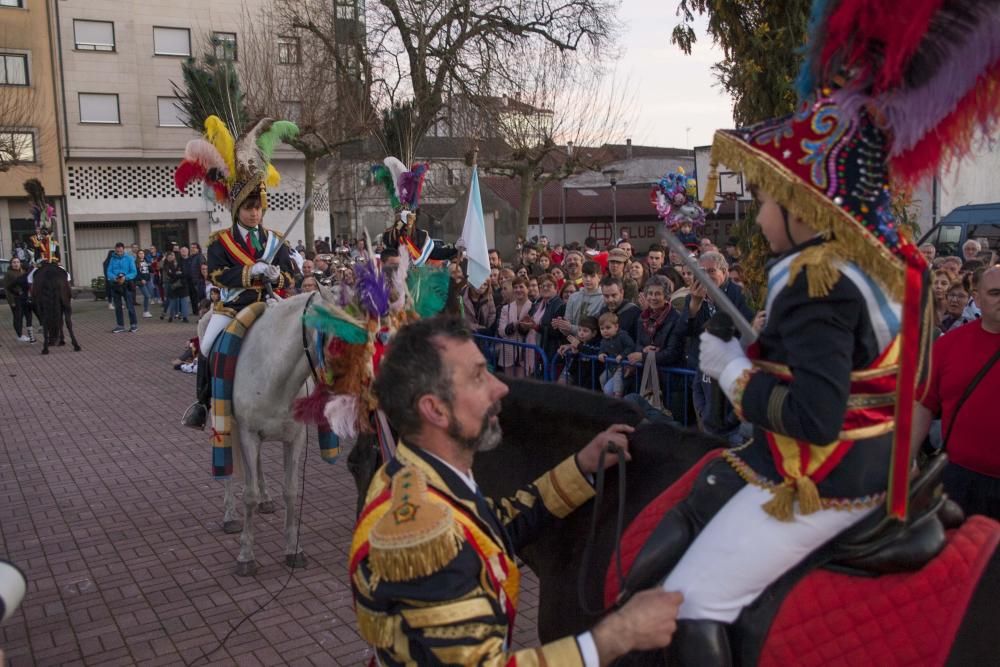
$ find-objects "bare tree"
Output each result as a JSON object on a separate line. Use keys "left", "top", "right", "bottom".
{"left": 238, "top": 4, "right": 376, "bottom": 248}
{"left": 0, "top": 84, "right": 40, "bottom": 173}
{"left": 476, "top": 47, "right": 635, "bottom": 238}
{"left": 280, "top": 0, "right": 620, "bottom": 164}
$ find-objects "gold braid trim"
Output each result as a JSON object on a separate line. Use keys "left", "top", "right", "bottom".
{"left": 767, "top": 385, "right": 789, "bottom": 435}
{"left": 368, "top": 467, "right": 465, "bottom": 582}
{"left": 710, "top": 131, "right": 905, "bottom": 301}
{"left": 788, "top": 243, "right": 844, "bottom": 298}
{"left": 723, "top": 450, "right": 885, "bottom": 517}
{"left": 241, "top": 264, "right": 252, "bottom": 288}
{"left": 730, "top": 368, "right": 756, "bottom": 420}
{"left": 355, "top": 604, "right": 397, "bottom": 648}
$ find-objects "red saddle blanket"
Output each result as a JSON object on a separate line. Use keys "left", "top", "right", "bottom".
{"left": 604, "top": 451, "right": 1000, "bottom": 666}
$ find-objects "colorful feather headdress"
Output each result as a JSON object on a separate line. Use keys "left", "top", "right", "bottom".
{"left": 698, "top": 0, "right": 1000, "bottom": 521}
{"left": 651, "top": 167, "right": 705, "bottom": 231}
{"left": 294, "top": 239, "right": 451, "bottom": 441}
{"left": 23, "top": 178, "right": 55, "bottom": 232}
{"left": 174, "top": 115, "right": 299, "bottom": 221}
{"left": 371, "top": 157, "right": 430, "bottom": 212}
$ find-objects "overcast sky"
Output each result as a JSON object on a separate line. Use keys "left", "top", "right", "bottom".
{"left": 614, "top": 2, "right": 734, "bottom": 150}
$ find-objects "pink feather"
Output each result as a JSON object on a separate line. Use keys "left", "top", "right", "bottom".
{"left": 184, "top": 139, "right": 229, "bottom": 177}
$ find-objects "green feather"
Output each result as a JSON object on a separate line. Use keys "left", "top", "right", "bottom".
{"left": 372, "top": 165, "right": 400, "bottom": 210}
{"left": 303, "top": 305, "right": 368, "bottom": 344}
{"left": 257, "top": 120, "right": 299, "bottom": 161}
{"left": 171, "top": 53, "right": 246, "bottom": 137}
{"left": 407, "top": 266, "right": 450, "bottom": 318}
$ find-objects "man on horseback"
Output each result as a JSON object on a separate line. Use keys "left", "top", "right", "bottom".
{"left": 615, "top": 1, "right": 995, "bottom": 661}
{"left": 351, "top": 316, "right": 684, "bottom": 665}
{"left": 177, "top": 116, "right": 299, "bottom": 430}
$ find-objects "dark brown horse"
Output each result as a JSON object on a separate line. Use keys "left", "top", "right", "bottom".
{"left": 31, "top": 263, "right": 81, "bottom": 354}
{"left": 471, "top": 379, "right": 1000, "bottom": 666}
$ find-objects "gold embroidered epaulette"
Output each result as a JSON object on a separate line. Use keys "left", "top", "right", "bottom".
{"left": 208, "top": 229, "right": 225, "bottom": 244}
{"left": 788, "top": 242, "right": 844, "bottom": 298}
{"left": 368, "top": 466, "right": 464, "bottom": 582}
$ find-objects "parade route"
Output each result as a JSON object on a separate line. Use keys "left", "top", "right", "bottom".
{"left": 0, "top": 299, "right": 540, "bottom": 665}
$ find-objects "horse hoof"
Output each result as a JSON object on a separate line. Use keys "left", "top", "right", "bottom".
{"left": 58, "top": 340, "right": 65, "bottom": 346}
{"left": 222, "top": 520, "right": 242, "bottom": 534}
{"left": 258, "top": 500, "right": 277, "bottom": 514}
{"left": 235, "top": 560, "right": 258, "bottom": 577}
{"left": 285, "top": 552, "right": 307, "bottom": 569}
{"left": 41, "top": 349, "right": 49, "bottom": 355}
{"left": 73, "top": 345, "right": 81, "bottom": 352}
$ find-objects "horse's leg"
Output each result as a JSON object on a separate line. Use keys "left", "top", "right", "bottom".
{"left": 282, "top": 426, "right": 307, "bottom": 568}
{"left": 63, "top": 302, "right": 81, "bottom": 351}
{"left": 221, "top": 479, "right": 241, "bottom": 533}
{"left": 40, "top": 313, "right": 50, "bottom": 355}
{"left": 256, "top": 452, "right": 277, "bottom": 515}
{"left": 235, "top": 427, "right": 261, "bottom": 577}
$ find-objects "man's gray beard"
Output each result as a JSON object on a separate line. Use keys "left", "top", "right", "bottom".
{"left": 447, "top": 404, "right": 503, "bottom": 453}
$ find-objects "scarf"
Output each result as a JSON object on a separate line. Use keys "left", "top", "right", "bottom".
{"left": 640, "top": 304, "right": 671, "bottom": 341}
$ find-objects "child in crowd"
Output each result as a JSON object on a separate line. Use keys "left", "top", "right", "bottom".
{"left": 675, "top": 221, "right": 699, "bottom": 248}
{"left": 557, "top": 315, "right": 601, "bottom": 388}
{"left": 597, "top": 311, "right": 638, "bottom": 397}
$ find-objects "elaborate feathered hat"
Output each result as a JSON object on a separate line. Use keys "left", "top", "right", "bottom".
{"left": 23, "top": 178, "right": 55, "bottom": 232}
{"left": 174, "top": 116, "right": 299, "bottom": 222}
{"left": 651, "top": 167, "right": 705, "bottom": 230}
{"left": 698, "top": 0, "right": 1000, "bottom": 520}
{"left": 371, "top": 157, "right": 430, "bottom": 214}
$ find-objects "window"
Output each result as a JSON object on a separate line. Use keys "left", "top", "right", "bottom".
{"left": 0, "top": 53, "right": 27, "bottom": 85}
{"left": 212, "top": 32, "right": 237, "bottom": 61}
{"left": 157, "top": 97, "right": 186, "bottom": 127}
{"left": 281, "top": 101, "right": 302, "bottom": 123}
{"left": 0, "top": 130, "right": 36, "bottom": 162}
{"left": 74, "top": 20, "right": 115, "bottom": 51}
{"left": 152, "top": 26, "right": 191, "bottom": 57}
{"left": 79, "top": 93, "right": 120, "bottom": 124}
{"left": 336, "top": 0, "right": 356, "bottom": 19}
{"left": 0, "top": 0, "right": 25, "bottom": 7}
{"left": 277, "top": 36, "right": 299, "bottom": 65}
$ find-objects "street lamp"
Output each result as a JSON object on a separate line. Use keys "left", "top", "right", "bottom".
{"left": 603, "top": 168, "right": 624, "bottom": 244}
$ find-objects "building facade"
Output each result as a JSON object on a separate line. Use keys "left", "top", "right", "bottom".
{"left": 0, "top": 0, "right": 65, "bottom": 259}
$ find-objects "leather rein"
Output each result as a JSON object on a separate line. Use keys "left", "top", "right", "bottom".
{"left": 577, "top": 443, "right": 629, "bottom": 616}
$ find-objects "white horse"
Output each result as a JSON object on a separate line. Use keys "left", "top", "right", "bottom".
{"left": 199, "top": 291, "right": 328, "bottom": 577}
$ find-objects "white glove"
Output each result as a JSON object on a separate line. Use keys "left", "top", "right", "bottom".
{"left": 699, "top": 331, "right": 752, "bottom": 402}
{"left": 250, "top": 261, "right": 270, "bottom": 277}
{"left": 265, "top": 265, "right": 281, "bottom": 282}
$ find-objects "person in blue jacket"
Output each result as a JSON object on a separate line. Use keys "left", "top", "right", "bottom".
{"left": 105, "top": 242, "right": 139, "bottom": 333}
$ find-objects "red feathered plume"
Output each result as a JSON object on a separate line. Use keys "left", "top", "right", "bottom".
{"left": 210, "top": 181, "right": 229, "bottom": 202}
{"left": 293, "top": 384, "right": 333, "bottom": 425}
{"left": 174, "top": 160, "right": 206, "bottom": 193}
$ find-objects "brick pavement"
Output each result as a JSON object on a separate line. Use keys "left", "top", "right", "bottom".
{"left": 0, "top": 299, "right": 540, "bottom": 666}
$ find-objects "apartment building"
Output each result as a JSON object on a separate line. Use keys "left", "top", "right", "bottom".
{"left": 53, "top": 0, "right": 330, "bottom": 284}
{"left": 0, "top": 0, "right": 65, "bottom": 260}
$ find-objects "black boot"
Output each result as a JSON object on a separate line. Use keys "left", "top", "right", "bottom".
{"left": 181, "top": 354, "right": 210, "bottom": 430}
{"left": 668, "top": 620, "right": 732, "bottom": 667}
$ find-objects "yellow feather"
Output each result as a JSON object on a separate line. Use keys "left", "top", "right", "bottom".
{"left": 204, "top": 116, "right": 236, "bottom": 178}
{"left": 266, "top": 163, "right": 281, "bottom": 188}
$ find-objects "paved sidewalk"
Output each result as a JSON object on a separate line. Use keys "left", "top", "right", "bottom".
{"left": 0, "top": 299, "right": 539, "bottom": 666}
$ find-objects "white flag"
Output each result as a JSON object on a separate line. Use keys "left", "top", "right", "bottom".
{"left": 460, "top": 167, "right": 490, "bottom": 289}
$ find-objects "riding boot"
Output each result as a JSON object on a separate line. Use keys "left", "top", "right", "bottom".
{"left": 667, "top": 620, "right": 733, "bottom": 667}
{"left": 618, "top": 459, "right": 745, "bottom": 605}
{"left": 181, "top": 354, "right": 210, "bottom": 430}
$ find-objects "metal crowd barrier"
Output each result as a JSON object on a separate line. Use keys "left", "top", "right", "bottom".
{"left": 472, "top": 334, "right": 697, "bottom": 426}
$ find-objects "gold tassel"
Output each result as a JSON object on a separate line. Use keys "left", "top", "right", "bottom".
{"left": 701, "top": 162, "right": 720, "bottom": 210}
{"left": 761, "top": 483, "right": 796, "bottom": 522}
{"left": 709, "top": 132, "right": 906, "bottom": 302}
{"left": 788, "top": 243, "right": 844, "bottom": 298}
{"left": 369, "top": 526, "right": 463, "bottom": 582}
{"left": 355, "top": 605, "right": 397, "bottom": 648}
{"left": 795, "top": 476, "right": 822, "bottom": 515}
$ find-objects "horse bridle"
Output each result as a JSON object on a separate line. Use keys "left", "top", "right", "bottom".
{"left": 577, "top": 442, "right": 628, "bottom": 616}
{"left": 299, "top": 292, "right": 322, "bottom": 384}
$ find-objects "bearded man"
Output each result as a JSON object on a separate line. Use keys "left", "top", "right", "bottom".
{"left": 349, "top": 316, "right": 683, "bottom": 666}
